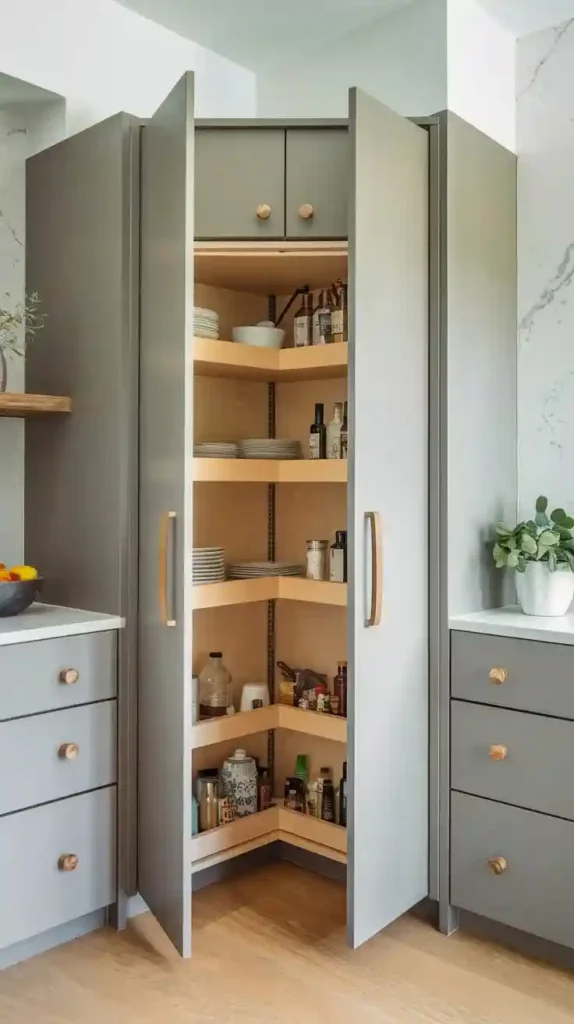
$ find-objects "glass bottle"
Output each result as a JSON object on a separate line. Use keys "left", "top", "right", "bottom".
{"left": 293, "top": 291, "right": 313, "bottom": 348}
{"left": 340, "top": 401, "right": 348, "bottom": 460}
{"left": 327, "top": 401, "right": 343, "bottom": 460}
{"left": 309, "top": 402, "right": 326, "bottom": 459}
{"left": 312, "top": 289, "right": 332, "bottom": 345}
{"left": 331, "top": 282, "right": 347, "bottom": 344}
{"left": 198, "top": 651, "right": 232, "bottom": 718}
{"left": 339, "top": 762, "right": 347, "bottom": 827}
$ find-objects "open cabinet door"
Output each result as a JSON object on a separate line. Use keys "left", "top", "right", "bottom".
{"left": 138, "top": 73, "right": 194, "bottom": 956}
{"left": 347, "top": 88, "right": 429, "bottom": 948}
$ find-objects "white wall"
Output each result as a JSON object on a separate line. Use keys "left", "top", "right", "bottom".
{"left": 517, "top": 17, "right": 574, "bottom": 516}
{"left": 257, "top": 0, "right": 447, "bottom": 118}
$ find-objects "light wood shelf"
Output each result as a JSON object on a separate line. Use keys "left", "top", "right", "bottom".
{"left": 277, "top": 806, "right": 347, "bottom": 856}
{"left": 192, "top": 704, "right": 347, "bottom": 749}
{"left": 194, "top": 242, "right": 347, "bottom": 294}
{"left": 277, "top": 705, "right": 347, "bottom": 743}
{"left": 191, "top": 807, "right": 278, "bottom": 866}
{"left": 193, "top": 337, "right": 348, "bottom": 382}
{"left": 193, "top": 457, "right": 347, "bottom": 484}
{"left": 0, "top": 393, "right": 72, "bottom": 418}
{"left": 192, "top": 577, "right": 347, "bottom": 610}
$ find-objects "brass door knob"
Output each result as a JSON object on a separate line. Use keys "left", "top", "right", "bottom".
{"left": 489, "top": 667, "right": 508, "bottom": 685}
{"left": 59, "top": 668, "right": 79, "bottom": 685}
{"left": 58, "top": 854, "right": 79, "bottom": 872}
{"left": 489, "top": 744, "right": 508, "bottom": 761}
{"left": 488, "top": 856, "right": 507, "bottom": 875}
{"left": 58, "top": 742, "right": 79, "bottom": 760}
{"left": 298, "top": 203, "right": 314, "bottom": 220}
{"left": 255, "top": 204, "right": 271, "bottom": 220}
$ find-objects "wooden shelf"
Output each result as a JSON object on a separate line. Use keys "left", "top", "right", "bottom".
{"left": 0, "top": 393, "right": 72, "bottom": 418}
{"left": 277, "top": 806, "right": 347, "bottom": 857}
{"left": 191, "top": 807, "right": 278, "bottom": 869}
{"left": 194, "top": 242, "right": 347, "bottom": 294}
{"left": 277, "top": 705, "right": 347, "bottom": 743}
{"left": 193, "top": 577, "right": 347, "bottom": 610}
{"left": 193, "top": 458, "right": 347, "bottom": 484}
{"left": 192, "top": 704, "right": 347, "bottom": 749}
{"left": 193, "top": 337, "right": 348, "bottom": 382}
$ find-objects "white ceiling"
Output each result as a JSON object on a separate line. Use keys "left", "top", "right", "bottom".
{"left": 0, "top": 73, "right": 63, "bottom": 107}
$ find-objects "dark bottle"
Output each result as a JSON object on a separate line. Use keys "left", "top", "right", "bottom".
{"left": 329, "top": 530, "right": 347, "bottom": 583}
{"left": 339, "top": 762, "right": 347, "bottom": 827}
{"left": 340, "top": 401, "right": 348, "bottom": 460}
{"left": 309, "top": 402, "right": 326, "bottom": 460}
{"left": 334, "top": 660, "right": 347, "bottom": 718}
{"left": 320, "top": 767, "right": 335, "bottom": 823}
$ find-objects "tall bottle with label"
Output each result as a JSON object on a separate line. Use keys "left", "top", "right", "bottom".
{"left": 312, "top": 289, "right": 332, "bottom": 345}
{"left": 293, "top": 292, "right": 313, "bottom": 348}
{"left": 331, "top": 282, "right": 347, "bottom": 344}
{"left": 340, "top": 401, "right": 348, "bottom": 460}
{"left": 327, "top": 401, "right": 343, "bottom": 459}
{"left": 309, "top": 403, "right": 326, "bottom": 459}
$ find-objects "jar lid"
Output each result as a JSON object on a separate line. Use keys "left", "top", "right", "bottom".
{"left": 232, "top": 748, "right": 247, "bottom": 759}
{"left": 209, "top": 651, "right": 222, "bottom": 658}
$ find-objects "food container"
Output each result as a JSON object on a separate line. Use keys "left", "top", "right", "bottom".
{"left": 306, "top": 540, "right": 328, "bottom": 581}
{"left": 240, "top": 682, "right": 270, "bottom": 712}
{"left": 232, "top": 324, "right": 285, "bottom": 349}
{"left": 220, "top": 749, "right": 258, "bottom": 817}
{"left": 196, "top": 777, "right": 220, "bottom": 832}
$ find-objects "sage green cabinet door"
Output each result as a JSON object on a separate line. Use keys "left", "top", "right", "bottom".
{"left": 285, "top": 128, "right": 349, "bottom": 239}
{"left": 195, "top": 128, "right": 285, "bottom": 239}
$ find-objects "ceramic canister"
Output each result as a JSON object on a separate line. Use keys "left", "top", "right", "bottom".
{"left": 220, "top": 748, "right": 258, "bottom": 817}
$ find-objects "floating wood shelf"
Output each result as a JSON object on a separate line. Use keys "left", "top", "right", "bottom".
{"left": 0, "top": 393, "right": 72, "bottom": 418}
{"left": 193, "top": 457, "right": 347, "bottom": 484}
{"left": 194, "top": 242, "right": 347, "bottom": 294}
{"left": 192, "top": 577, "right": 347, "bottom": 610}
{"left": 192, "top": 704, "right": 347, "bottom": 749}
{"left": 193, "top": 337, "right": 348, "bottom": 382}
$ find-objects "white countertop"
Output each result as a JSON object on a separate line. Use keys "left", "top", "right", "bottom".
{"left": 450, "top": 605, "right": 574, "bottom": 645}
{"left": 0, "top": 603, "right": 124, "bottom": 646}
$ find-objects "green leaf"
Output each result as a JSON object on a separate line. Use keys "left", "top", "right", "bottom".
{"left": 536, "top": 495, "right": 548, "bottom": 513}
{"left": 538, "top": 530, "right": 560, "bottom": 547}
{"left": 564, "top": 550, "right": 574, "bottom": 571}
{"left": 506, "top": 534, "right": 518, "bottom": 550}
{"left": 492, "top": 543, "right": 507, "bottom": 568}
{"left": 563, "top": 516, "right": 574, "bottom": 530}
{"left": 548, "top": 550, "right": 557, "bottom": 571}
{"left": 535, "top": 511, "right": 550, "bottom": 528}
{"left": 526, "top": 520, "right": 537, "bottom": 532}
{"left": 495, "top": 524, "right": 512, "bottom": 537}
{"left": 551, "top": 508, "right": 567, "bottom": 524}
{"left": 520, "top": 531, "right": 538, "bottom": 555}
{"left": 507, "top": 549, "right": 520, "bottom": 569}
{"left": 517, "top": 556, "right": 528, "bottom": 573}
{"left": 556, "top": 526, "right": 573, "bottom": 540}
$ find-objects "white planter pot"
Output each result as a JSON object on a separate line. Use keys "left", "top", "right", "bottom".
{"left": 516, "top": 562, "right": 574, "bottom": 617}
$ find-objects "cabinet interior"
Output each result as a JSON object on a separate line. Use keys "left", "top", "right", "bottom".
{"left": 192, "top": 248, "right": 349, "bottom": 871}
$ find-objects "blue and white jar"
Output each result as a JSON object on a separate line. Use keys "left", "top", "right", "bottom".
{"left": 220, "top": 748, "right": 258, "bottom": 817}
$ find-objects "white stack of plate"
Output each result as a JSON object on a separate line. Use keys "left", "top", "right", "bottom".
{"left": 227, "top": 561, "right": 305, "bottom": 579}
{"left": 193, "top": 307, "right": 219, "bottom": 339}
{"left": 194, "top": 442, "right": 238, "bottom": 459}
{"left": 193, "top": 547, "right": 226, "bottom": 585}
{"left": 238, "top": 439, "right": 302, "bottom": 461}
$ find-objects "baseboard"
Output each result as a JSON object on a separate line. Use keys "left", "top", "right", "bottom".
{"left": 459, "top": 910, "right": 574, "bottom": 971}
{"left": 0, "top": 910, "right": 106, "bottom": 971}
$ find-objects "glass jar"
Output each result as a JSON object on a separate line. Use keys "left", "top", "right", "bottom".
{"left": 198, "top": 651, "right": 232, "bottom": 718}
{"left": 306, "top": 539, "right": 328, "bottom": 581}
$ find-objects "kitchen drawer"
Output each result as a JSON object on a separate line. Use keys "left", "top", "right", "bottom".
{"left": 195, "top": 128, "right": 285, "bottom": 239}
{"left": 0, "top": 701, "right": 116, "bottom": 815}
{"left": 451, "top": 630, "right": 574, "bottom": 719}
{"left": 0, "top": 631, "right": 116, "bottom": 721}
{"left": 0, "top": 787, "right": 115, "bottom": 950}
{"left": 451, "top": 791, "right": 574, "bottom": 948}
{"left": 285, "top": 128, "right": 349, "bottom": 239}
{"left": 452, "top": 700, "right": 574, "bottom": 820}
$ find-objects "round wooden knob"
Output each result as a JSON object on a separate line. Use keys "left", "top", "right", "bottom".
{"left": 488, "top": 856, "right": 507, "bottom": 875}
{"left": 489, "top": 667, "right": 508, "bottom": 685}
{"left": 298, "top": 203, "right": 314, "bottom": 220}
{"left": 59, "top": 668, "right": 79, "bottom": 685}
{"left": 58, "top": 742, "right": 79, "bottom": 760}
{"left": 58, "top": 854, "right": 79, "bottom": 872}
{"left": 256, "top": 204, "right": 271, "bottom": 220}
{"left": 489, "top": 744, "right": 508, "bottom": 760}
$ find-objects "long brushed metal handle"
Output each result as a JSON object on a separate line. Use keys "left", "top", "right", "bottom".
{"left": 159, "top": 511, "right": 176, "bottom": 627}
{"left": 364, "top": 511, "right": 382, "bottom": 627}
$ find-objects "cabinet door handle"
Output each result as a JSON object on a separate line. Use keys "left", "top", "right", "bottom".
{"left": 488, "top": 856, "right": 507, "bottom": 875}
{"left": 489, "top": 667, "right": 508, "bottom": 685}
{"left": 59, "top": 668, "right": 79, "bottom": 685}
{"left": 298, "top": 203, "right": 314, "bottom": 220}
{"left": 256, "top": 204, "right": 271, "bottom": 220}
{"left": 364, "top": 511, "right": 382, "bottom": 627}
{"left": 58, "top": 854, "right": 79, "bottom": 872}
{"left": 159, "top": 511, "right": 176, "bottom": 627}
{"left": 489, "top": 744, "right": 508, "bottom": 761}
{"left": 58, "top": 742, "right": 79, "bottom": 760}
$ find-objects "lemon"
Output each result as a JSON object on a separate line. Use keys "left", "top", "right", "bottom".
{"left": 10, "top": 565, "right": 38, "bottom": 581}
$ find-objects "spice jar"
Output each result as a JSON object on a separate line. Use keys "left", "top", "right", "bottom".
{"left": 306, "top": 539, "right": 328, "bottom": 581}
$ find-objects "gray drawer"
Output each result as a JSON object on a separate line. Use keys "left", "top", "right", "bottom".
{"left": 451, "top": 791, "right": 574, "bottom": 948}
{"left": 0, "top": 701, "right": 116, "bottom": 815}
{"left": 452, "top": 700, "right": 574, "bottom": 820}
{"left": 0, "top": 787, "right": 115, "bottom": 950}
{"left": 285, "top": 128, "right": 349, "bottom": 239}
{"left": 195, "top": 128, "right": 285, "bottom": 239}
{"left": 0, "top": 631, "right": 116, "bottom": 721}
{"left": 451, "top": 630, "right": 574, "bottom": 719}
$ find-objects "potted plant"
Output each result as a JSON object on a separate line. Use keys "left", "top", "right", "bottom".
{"left": 0, "top": 292, "right": 45, "bottom": 393}
{"left": 493, "top": 497, "right": 574, "bottom": 616}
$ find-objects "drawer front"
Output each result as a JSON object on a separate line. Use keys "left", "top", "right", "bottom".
{"left": 285, "top": 128, "right": 349, "bottom": 239}
{"left": 451, "top": 791, "right": 574, "bottom": 948}
{"left": 195, "top": 128, "right": 285, "bottom": 239}
{"left": 0, "top": 701, "right": 116, "bottom": 815}
{"left": 0, "top": 631, "right": 116, "bottom": 721}
{"left": 451, "top": 630, "right": 574, "bottom": 719}
{"left": 0, "top": 787, "right": 116, "bottom": 950}
{"left": 452, "top": 700, "right": 574, "bottom": 820}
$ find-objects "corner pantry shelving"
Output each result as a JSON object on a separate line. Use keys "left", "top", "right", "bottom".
{"left": 192, "top": 704, "right": 347, "bottom": 749}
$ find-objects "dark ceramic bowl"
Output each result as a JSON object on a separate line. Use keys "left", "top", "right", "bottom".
{"left": 0, "top": 577, "right": 43, "bottom": 617}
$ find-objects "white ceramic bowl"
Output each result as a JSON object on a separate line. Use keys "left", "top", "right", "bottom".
{"left": 232, "top": 325, "right": 285, "bottom": 349}
{"left": 240, "top": 682, "right": 270, "bottom": 712}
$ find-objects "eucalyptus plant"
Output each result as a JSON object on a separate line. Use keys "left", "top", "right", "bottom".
{"left": 493, "top": 496, "right": 574, "bottom": 574}
{"left": 0, "top": 292, "right": 45, "bottom": 359}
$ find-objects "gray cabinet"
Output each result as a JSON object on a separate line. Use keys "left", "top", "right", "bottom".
{"left": 285, "top": 128, "right": 349, "bottom": 239}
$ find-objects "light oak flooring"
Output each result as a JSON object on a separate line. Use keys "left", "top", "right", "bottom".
{"left": 0, "top": 862, "right": 573, "bottom": 1023}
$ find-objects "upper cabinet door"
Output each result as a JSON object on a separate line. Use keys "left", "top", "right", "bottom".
{"left": 347, "top": 89, "right": 429, "bottom": 948}
{"left": 195, "top": 128, "right": 285, "bottom": 239}
{"left": 138, "top": 72, "right": 194, "bottom": 957}
{"left": 285, "top": 127, "right": 349, "bottom": 239}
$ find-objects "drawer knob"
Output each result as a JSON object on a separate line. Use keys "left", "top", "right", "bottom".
{"left": 298, "top": 203, "right": 314, "bottom": 220}
{"left": 60, "top": 668, "right": 79, "bottom": 685}
{"left": 489, "top": 667, "right": 508, "bottom": 685}
{"left": 488, "top": 856, "right": 507, "bottom": 875}
{"left": 58, "top": 742, "right": 79, "bottom": 760}
{"left": 58, "top": 854, "right": 79, "bottom": 872}
{"left": 489, "top": 744, "right": 508, "bottom": 761}
{"left": 255, "top": 204, "right": 271, "bottom": 220}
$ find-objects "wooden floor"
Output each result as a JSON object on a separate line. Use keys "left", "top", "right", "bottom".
{"left": 0, "top": 862, "right": 573, "bottom": 1023}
